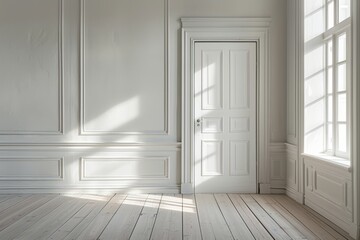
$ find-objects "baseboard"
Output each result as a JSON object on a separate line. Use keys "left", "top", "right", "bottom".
{"left": 286, "top": 188, "right": 304, "bottom": 204}
{"left": 0, "top": 186, "right": 181, "bottom": 194}
{"left": 181, "top": 183, "right": 194, "bottom": 194}
{"left": 259, "top": 183, "right": 271, "bottom": 194}
{"left": 270, "top": 188, "right": 286, "bottom": 194}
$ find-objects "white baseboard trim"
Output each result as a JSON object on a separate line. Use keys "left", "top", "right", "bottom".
{"left": 259, "top": 183, "right": 271, "bottom": 194}
{"left": 270, "top": 188, "right": 286, "bottom": 194}
{"left": 181, "top": 183, "right": 194, "bottom": 194}
{"left": 0, "top": 186, "right": 181, "bottom": 194}
{"left": 286, "top": 188, "right": 304, "bottom": 204}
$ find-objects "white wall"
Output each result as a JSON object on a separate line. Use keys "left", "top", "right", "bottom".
{"left": 0, "top": 0, "right": 287, "bottom": 192}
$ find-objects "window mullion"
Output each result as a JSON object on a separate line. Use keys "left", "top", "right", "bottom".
{"left": 333, "top": 35, "right": 338, "bottom": 154}
{"left": 335, "top": 0, "right": 339, "bottom": 24}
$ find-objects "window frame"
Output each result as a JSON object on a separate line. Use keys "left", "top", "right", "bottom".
{"left": 324, "top": 0, "right": 351, "bottom": 158}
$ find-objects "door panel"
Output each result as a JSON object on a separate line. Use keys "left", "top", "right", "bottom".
{"left": 194, "top": 42, "right": 257, "bottom": 193}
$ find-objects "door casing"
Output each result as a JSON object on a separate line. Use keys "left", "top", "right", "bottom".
{"left": 181, "top": 18, "right": 271, "bottom": 194}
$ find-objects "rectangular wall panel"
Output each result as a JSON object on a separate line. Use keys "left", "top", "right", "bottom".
{"left": 201, "top": 140, "right": 223, "bottom": 176}
{"left": 230, "top": 50, "right": 249, "bottom": 109}
{"left": 314, "top": 170, "right": 345, "bottom": 206}
{"left": 230, "top": 141, "right": 249, "bottom": 176}
{"left": 0, "top": 158, "right": 63, "bottom": 180}
{"left": 81, "top": 157, "right": 169, "bottom": 180}
{"left": 0, "top": 0, "right": 63, "bottom": 134}
{"left": 201, "top": 50, "right": 223, "bottom": 110}
{"left": 81, "top": 0, "right": 168, "bottom": 134}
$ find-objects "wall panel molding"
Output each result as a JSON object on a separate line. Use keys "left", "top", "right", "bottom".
{"left": 0, "top": 157, "right": 63, "bottom": 180}
{"left": 80, "top": 156, "right": 170, "bottom": 180}
{"left": 79, "top": 0, "right": 170, "bottom": 135}
{"left": 304, "top": 156, "right": 352, "bottom": 233}
{"left": 0, "top": 0, "right": 64, "bottom": 135}
{"left": 269, "top": 143, "right": 286, "bottom": 189}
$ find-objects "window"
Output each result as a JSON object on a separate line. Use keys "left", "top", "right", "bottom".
{"left": 304, "top": 0, "right": 351, "bottom": 158}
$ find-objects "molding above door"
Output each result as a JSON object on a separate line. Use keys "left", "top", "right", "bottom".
{"left": 181, "top": 18, "right": 271, "bottom": 193}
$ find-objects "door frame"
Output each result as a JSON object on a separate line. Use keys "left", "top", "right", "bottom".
{"left": 181, "top": 18, "right": 271, "bottom": 194}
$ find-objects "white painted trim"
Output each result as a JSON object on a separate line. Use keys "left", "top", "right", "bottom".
{"left": 352, "top": 0, "right": 360, "bottom": 238}
{"left": 0, "top": 186, "right": 180, "bottom": 194}
{"left": 181, "top": 18, "right": 271, "bottom": 194}
{"left": 79, "top": 0, "right": 170, "bottom": 135}
{"left": 80, "top": 156, "right": 170, "bottom": 180}
{"left": 298, "top": 0, "right": 306, "bottom": 204}
{"left": 259, "top": 183, "right": 271, "bottom": 194}
{"left": 0, "top": 143, "right": 181, "bottom": 153}
{"left": 0, "top": 0, "right": 65, "bottom": 136}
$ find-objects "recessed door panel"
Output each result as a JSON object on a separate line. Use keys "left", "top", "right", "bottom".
{"left": 201, "top": 51, "right": 224, "bottom": 110}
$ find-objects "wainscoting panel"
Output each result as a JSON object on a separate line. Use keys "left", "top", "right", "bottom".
{"left": 0, "top": 144, "right": 180, "bottom": 192}
{"left": 0, "top": 157, "right": 63, "bottom": 180}
{"left": 269, "top": 143, "right": 286, "bottom": 190}
{"left": 81, "top": 157, "right": 169, "bottom": 180}
{"left": 304, "top": 156, "right": 352, "bottom": 233}
{"left": 285, "top": 143, "right": 301, "bottom": 201}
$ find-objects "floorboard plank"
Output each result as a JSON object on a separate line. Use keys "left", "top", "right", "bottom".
{"left": 303, "top": 205, "right": 352, "bottom": 240}
{"left": 14, "top": 195, "right": 88, "bottom": 240}
{"left": 252, "top": 194, "right": 307, "bottom": 240}
{"left": 130, "top": 194, "right": 162, "bottom": 240}
{"left": 264, "top": 195, "right": 320, "bottom": 240}
{"left": 228, "top": 194, "right": 273, "bottom": 240}
{"left": 74, "top": 194, "right": 126, "bottom": 240}
{"left": 272, "top": 195, "right": 338, "bottom": 240}
{"left": 0, "top": 195, "right": 32, "bottom": 213}
{"left": 214, "top": 194, "right": 254, "bottom": 240}
{"left": 195, "top": 194, "right": 233, "bottom": 240}
{"left": 241, "top": 195, "right": 291, "bottom": 240}
{"left": 150, "top": 194, "right": 182, "bottom": 240}
{"left": 48, "top": 194, "right": 112, "bottom": 240}
{"left": 0, "top": 194, "right": 56, "bottom": 232}
{"left": 0, "top": 196, "right": 70, "bottom": 240}
{"left": 62, "top": 195, "right": 114, "bottom": 240}
{"left": 280, "top": 196, "right": 348, "bottom": 240}
{"left": 99, "top": 194, "right": 148, "bottom": 240}
{"left": 183, "top": 194, "right": 202, "bottom": 240}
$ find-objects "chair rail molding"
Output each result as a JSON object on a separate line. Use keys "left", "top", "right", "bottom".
{"left": 180, "top": 17, "right": 271, "bottom": 194}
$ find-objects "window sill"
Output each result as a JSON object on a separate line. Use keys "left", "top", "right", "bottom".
{"left": 301, "top": 153, "right": 351, "bottom": 172}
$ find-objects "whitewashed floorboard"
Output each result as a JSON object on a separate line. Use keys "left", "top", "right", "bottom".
{"left": 0, "top": 194, "right": 351, "bottom": 240}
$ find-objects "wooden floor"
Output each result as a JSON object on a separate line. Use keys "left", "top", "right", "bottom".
{"left": 0, "top": 193, "right": 352, "bottom": 240}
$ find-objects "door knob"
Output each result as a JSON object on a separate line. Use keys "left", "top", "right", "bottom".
{"left": 196, "top": 119, "right": 202, "bottom": 126}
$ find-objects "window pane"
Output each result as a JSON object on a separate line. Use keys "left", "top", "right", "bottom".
{"left": 328, "top": 68, "right": 333, "bottom": 94}
{"left": 337, "top": 34, "right": 347, "bottom": 62}
{"left": 338, "top": 123, "right": 347, "bottom": 152}
{"left": 337, "top": 63, "right": 347, "bottom": 91}
{"left": 328, "top": 95, "right": 333, "bottom": 120}
{"left": 305, "top": 45, "right": 325, "bottom": 78}
{"left": 327, "top": 123, "right": 333, "bottom": 151}
{"left": 327, "top": 1, "right": 334, "bottom": 29}
{"left": 339, "top": 0, "right": 351, "bottom": 22}
{"left": 304, "top": 0, "right": 325, "bottom": 41}
{"left": 305, "top": 71, "right": 325, "bottom": 105}
{"left": 327, "top": 40, "right": 333, "bottom": 66}
{"left": 337, "top": 93, "right": 347, "bottom": 121}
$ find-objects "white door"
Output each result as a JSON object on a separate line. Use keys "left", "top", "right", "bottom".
{"left": 194, "top": 42, "right": 257, "bottom": 193}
